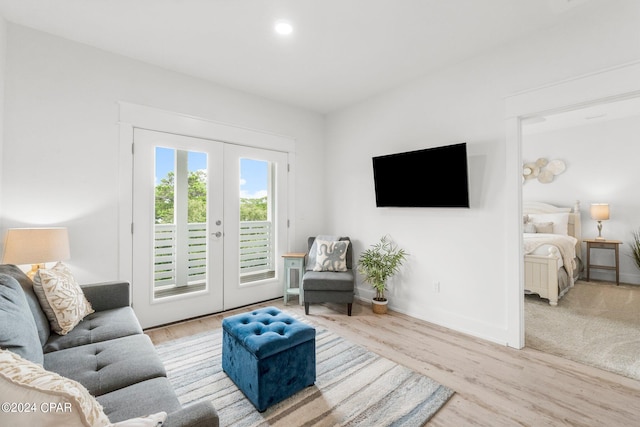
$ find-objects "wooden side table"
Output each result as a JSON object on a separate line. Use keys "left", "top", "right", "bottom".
{"left": 584, "top": 239, "right": 622, "bottom": 286}
{"left": 282, "top": 253, "right": 306, "bottom": 305}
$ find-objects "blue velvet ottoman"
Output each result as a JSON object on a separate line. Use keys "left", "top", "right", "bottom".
{"left": 221, "top": 306, "right": 316, "bottom": 412}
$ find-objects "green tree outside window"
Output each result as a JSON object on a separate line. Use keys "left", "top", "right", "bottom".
{"left": 155, "top": 171, "right": 267, "bottom": 223}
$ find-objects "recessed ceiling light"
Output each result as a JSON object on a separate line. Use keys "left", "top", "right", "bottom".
{"left": 274, "top": 20, "right": 293, "bottom": 35}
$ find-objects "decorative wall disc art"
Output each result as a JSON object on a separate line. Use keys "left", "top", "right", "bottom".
{"left": 546, "top": 159, "right": 566, "bottom": 175}
{"left": 522, "top": 163, "right": 539, "bottom": 181}
{"left": 522, "top": 158, "right": 566, "bottom": 184}
{"left": 537, "top": 169, "right": 554, "bottom": 183}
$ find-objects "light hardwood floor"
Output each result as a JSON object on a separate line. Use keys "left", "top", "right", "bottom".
{"left": 146, "top": 300, "right": 640, "bottom": 426}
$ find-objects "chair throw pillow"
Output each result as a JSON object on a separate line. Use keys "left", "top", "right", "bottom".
{"left": 313, "top": 240, "right": 348, "bottom": 272}
{"left": 0, "top": 349, "right": 167, "bottom": 427}
{"left": 33, "top": 262, "right": 94, "bottom": 335}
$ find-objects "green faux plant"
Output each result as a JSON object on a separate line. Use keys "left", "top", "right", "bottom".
{"left": 357, "top": 235, "right": 408, "bottom": 301}
{"left": 631, "top": 229, "right": 640, "bottom": 271}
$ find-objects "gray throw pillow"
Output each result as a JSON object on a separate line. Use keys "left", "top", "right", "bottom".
{"left": 0, "top": 273, "right": 44, "bottom": 365}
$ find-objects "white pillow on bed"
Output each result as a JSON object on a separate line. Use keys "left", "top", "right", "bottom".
{"left": 527, "top": 213, "right": 569, "bottom": 235}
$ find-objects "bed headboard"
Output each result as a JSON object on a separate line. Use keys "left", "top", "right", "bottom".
{"left": 523, "top": 200, "right": 582, "bottom": 260}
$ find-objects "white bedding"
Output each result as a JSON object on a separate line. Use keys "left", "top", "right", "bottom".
{"left": 527, "top": 243, "right": 564, "bottom": 269}
{"left": 523, "top": 233, "right": 578, "bottom": 280}
{"left": 522, "top": 202, "right": 582, "bottom": 305}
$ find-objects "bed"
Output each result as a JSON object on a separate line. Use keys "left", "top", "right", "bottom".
{"left": 523, "top": 201, "right": 582, "bottom": 306}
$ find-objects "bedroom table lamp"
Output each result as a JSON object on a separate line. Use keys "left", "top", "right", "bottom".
{"left": 2, "top": 227, "right": 71, "bottom": 279}
{"left": 590, "top": 203, "right": 610, "bottom": 241}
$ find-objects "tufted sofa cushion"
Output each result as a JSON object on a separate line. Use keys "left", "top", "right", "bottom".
{"left": 222, "top": 306, "right": 316, "bottom": 359}
{"left": 97, "top": 377, "right": 181, "bottom": 423}
{"left": 43, "top": 334, "right": 167, "bottom": 397}
{"left": 43, "top": 306, "right": 143, "bottom": 353}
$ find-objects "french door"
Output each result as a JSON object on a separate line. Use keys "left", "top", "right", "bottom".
{"left": 223, "top": 144, "right": 288, "bottom": 309}
{"left": 132, "top": 128, "right": 287, "bottom": 328}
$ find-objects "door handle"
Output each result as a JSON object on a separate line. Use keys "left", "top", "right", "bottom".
{"left": 213, "top": 231, "right": 222, "bottom": 238}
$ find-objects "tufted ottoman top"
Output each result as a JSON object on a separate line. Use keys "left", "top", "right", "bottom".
{"left": 222, "top": 307, "right": 315, "bottom": 359}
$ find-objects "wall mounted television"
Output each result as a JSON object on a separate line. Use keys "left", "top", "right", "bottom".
{"left": 372, "top": 142, "right": 470, "bottom": 208}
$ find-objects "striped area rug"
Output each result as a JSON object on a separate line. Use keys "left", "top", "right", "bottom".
{"left": 155, "top": 325, "right": 454, "bottom": 426}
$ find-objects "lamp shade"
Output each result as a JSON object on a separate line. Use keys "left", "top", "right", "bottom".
{"left": 2, "top": 228, "right": 70, "bottom": 265}
{"left": 590, "top": 203, "right": 610, "bottom": 221}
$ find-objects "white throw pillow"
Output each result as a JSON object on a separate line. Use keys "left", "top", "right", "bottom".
{"left": 313, "top": 240, "right": 348, "bottom": 272}
{"left": 527, "top": 213, "right": 569, "bottom": 235}
{"left": 0, "top": 349, "right": 167, "bottom": 427}
{"left": 32, "top": 262, "right": 94, "bottom": 335}
{"left": 112, "top": 413, "right": 168, "bottom": 426}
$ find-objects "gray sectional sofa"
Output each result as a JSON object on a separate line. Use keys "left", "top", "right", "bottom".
{"left": 0, "top": 264, "right": 219, "bottom": 426}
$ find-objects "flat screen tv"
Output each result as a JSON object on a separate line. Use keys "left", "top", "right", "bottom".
{"left": 372, "top": 143, "right": 469, "bottom": 208}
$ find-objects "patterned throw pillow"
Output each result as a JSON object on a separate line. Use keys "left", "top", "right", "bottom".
{"left": 33, "top": 262, "right": 94, "bottom": 335}
{"left": 313, "top": 240, "right": 348, "bottom": 272}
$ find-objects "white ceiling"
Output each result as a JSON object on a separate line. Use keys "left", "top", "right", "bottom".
{"left": 0, "top": 0, "right": 609, "bottom": 113}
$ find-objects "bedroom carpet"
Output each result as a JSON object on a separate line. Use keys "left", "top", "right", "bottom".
{"left": 155, "top": 321, "right": 454, "bottom": 426}
{"left": 525, "top": 280, "right": 640, "bottom": 381}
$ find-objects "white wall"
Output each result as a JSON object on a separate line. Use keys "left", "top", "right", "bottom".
{"left": 0, "top": 17, "right": 6, "bottom": 231}
{"left": 325, "top": 2, "right": 640, "bottom": 344}
{"left": 523, "top": 115, "right": 640, "bottom": 284}
{"left": 1, "top": 24, "right": 325, "bottom": 283}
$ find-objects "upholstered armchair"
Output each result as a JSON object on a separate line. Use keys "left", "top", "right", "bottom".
{"left": 302, "top": 236, "right": 355, "bottom": 316}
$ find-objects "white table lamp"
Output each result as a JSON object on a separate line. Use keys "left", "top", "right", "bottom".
{"left": 590, "top": 203, "right": 609, "bottom": 241}
{"left": 2, "top": 227, "right": 71, "bottom": 278}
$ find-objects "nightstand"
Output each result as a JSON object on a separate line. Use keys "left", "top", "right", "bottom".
{"left": 584, "top": 239, "right": 623, "bottom": 286}
{"left": 282, "top": 253, "right": 306, "bottom": 305}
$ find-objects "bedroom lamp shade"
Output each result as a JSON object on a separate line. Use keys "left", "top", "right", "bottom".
{"left": 590, "top": 203, "right": 610, "bottom": 240}
{"left": 2, "top": 227, "right": 71, "bottom": 278}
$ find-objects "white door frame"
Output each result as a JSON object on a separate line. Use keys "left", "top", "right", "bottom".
{"left": 118, "top": 102, "right": 296, "bottom": 304}
{"left": 504, "top": 60, "right": 640, "bottom": 349}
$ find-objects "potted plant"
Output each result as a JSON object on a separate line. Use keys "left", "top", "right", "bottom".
{"left": 357, "top": 235, "right": 408, "bottom": 314}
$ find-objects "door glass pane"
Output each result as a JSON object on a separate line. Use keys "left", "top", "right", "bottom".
{"left": 239, "top": 158, "right": 275, "bottom": 283}
{"left": 154, "top": 147, "right": 208, "bottom": 299}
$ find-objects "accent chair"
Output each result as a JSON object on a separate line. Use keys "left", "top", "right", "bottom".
{"left": 302, "top": 236, "right": 355, "bottom": 316}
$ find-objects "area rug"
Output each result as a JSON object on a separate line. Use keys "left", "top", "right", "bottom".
{"left": 525, "top": 280, "right": 640, "bottom": 381}
{"left": 155, "top": 324, "right": 454, "bottom": 426}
